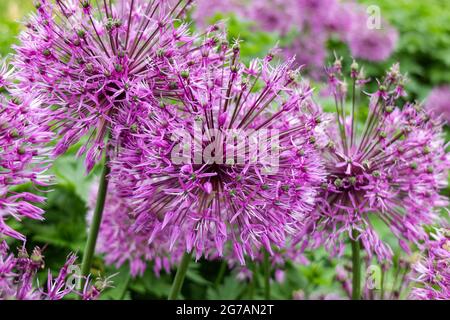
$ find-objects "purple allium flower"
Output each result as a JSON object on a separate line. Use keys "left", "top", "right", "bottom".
{"left": 425, "top": 85, "right": 450, "bottom": 124}
{"left": 410, "top": 228, "right": 450, "bottom": 300}
{"left": 1, "top": 63, "right": 53, "bottom": 240}
{"left": 346, "top": 7, "right": 398, "bottom": 62}
{"left": 12, "top": 0, "right": 203, "bottom": 172}
{"left": 0, "top": 240, "right": 103, "bottom": 300}
{"left": 110, "top": 48, "right": 326, "bottom": 264}
{"left": 298, "top": 61, "right": 449, "bottom": 262}
{"left": 88, "top": 181, "right": 184, "bottom": 277}
{"left": 284, "top": 33, "right": 327, "bottom": 77}
{"left": 249, "top": 0, "right": 297, "bottom": 35}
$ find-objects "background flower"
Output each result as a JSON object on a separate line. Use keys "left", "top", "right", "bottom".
{"left": 425, "top": 85, "right": 450, "bottom": 124}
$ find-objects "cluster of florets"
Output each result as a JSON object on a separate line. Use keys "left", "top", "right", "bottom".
{"left": 297, "top": 61, "right": 449, "bottom": 262}
{"left": 11, "top": 0, "right": 212, "bottom": 171}
{"left": 109, "top": 44, "right": 326, "bottom": 264}
{"left": 409, "top": 228, "right": 450, "bottom": 300}
{"left": 0, "top": 240, "right": 107, "bottom": 300}
{"left": 88, "top": 181, "right": 184, "bottom": 277}
{"left": 192, "top": 0, "right": 398, "bottom": 75}
{"left": 1, "top": 62, "right": 53, "bottom": 240}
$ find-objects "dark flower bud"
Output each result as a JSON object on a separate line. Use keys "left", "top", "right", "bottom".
{"left": 169, "top": 82, "right": 178, "bottom": 90}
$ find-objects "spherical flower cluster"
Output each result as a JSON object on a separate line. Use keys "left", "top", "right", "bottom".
{"left": 88, "top": 181, "right": 184, "bottom": 277}
{"left": 425, "top": 85, "right": 450, "bottom": 124}
{"left": 298, "top": 61, "right": 449, "bottom": 262}
{"left": 11, "top": 0, "right": 210, "bottom": 172}
{"left": 1, "top": 62, "right": 53, "bottom": 241}
{"left": 110, "top": 46, "right": 326, "bottom": 264}
{"left": 410, "top": 228, "right": 450, "bottom": 300}
{"left": 0, "top": 240, "right": 105, "bottom": 300}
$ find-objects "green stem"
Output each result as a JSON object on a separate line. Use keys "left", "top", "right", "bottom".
{"left": 80, "top": 154, "right": 110, "bottom": 292}
{"left": 248, "top": 261, "right": 258, "bottom": 299}
{"left": 351, "top": 230, "right": 361, "bottom": 300}
{"left": 263, "top": 250, "right": 271, "bottom": 300}
{"left": 214, "top": 260, "right": 227, "bottom": 287}
{"left": 119, "top": 273, "right": 131, "bottom": 300}
{"left": 168, "top": 251, "right": 192, "bottom": 300}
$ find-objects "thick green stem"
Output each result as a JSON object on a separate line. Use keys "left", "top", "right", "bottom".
{"left": 263, "top": 250, "right": 271, "bottom": 300}
{"left": 80, "top": 155, "right": 110, "bottom": 291}
{"left": 119, "top": 273, "right": 131, "bottom": 300}
{"left": 351, "top": 230, "right": 361, "bottom": 300}
{"left": 168, "top": 251, "right": 192, "bottom": 300}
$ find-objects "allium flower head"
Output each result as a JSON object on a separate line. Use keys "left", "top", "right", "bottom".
{"left": 299, "top": 61, "right": 449, "bottom": 261}
{"left": 425, "top": 85, "right": 450, "bottom": 124}
{"left": 111, "top": 47, "right": 326, "bottom": 264}
{"left": 410, "top": 228, "right": 450, "bottom": 300}
{"left": 12, "top": 0, "right": 205, "bottom": 171}
{"left": 1, "top": 64, "right": 53, "bottom": 240}
{"left": 88, "top": 181, "right": 184, "bottom": 277}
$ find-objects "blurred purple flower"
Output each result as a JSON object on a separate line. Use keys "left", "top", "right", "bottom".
{"left": 425, "top": 85, "right": 450, "bottom": 124}
{"left": 346, "top": 7, "right": 398, "bottom": 62}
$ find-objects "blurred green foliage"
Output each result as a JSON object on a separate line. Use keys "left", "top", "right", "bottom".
{"left": 0, "top": 1, "right": 32, "bottom": 56}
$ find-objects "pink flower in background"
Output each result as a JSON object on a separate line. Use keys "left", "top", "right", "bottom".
{"left": 249, "top": 0, "right": 297, "bottom": 35}
{"left": 346, "top": 8, "right": 398, "bottom": 61}
{"left": 284, "top": 33, "right": 327, "bottom": 76}
{"left": 425, "top": 85, "right": 450, "bottom": 124}
{"left": 193, "top": 0, "right": 245, "bottom": 27}
{"left": 192, "top": 0, "right": 398, "bottom": 73}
